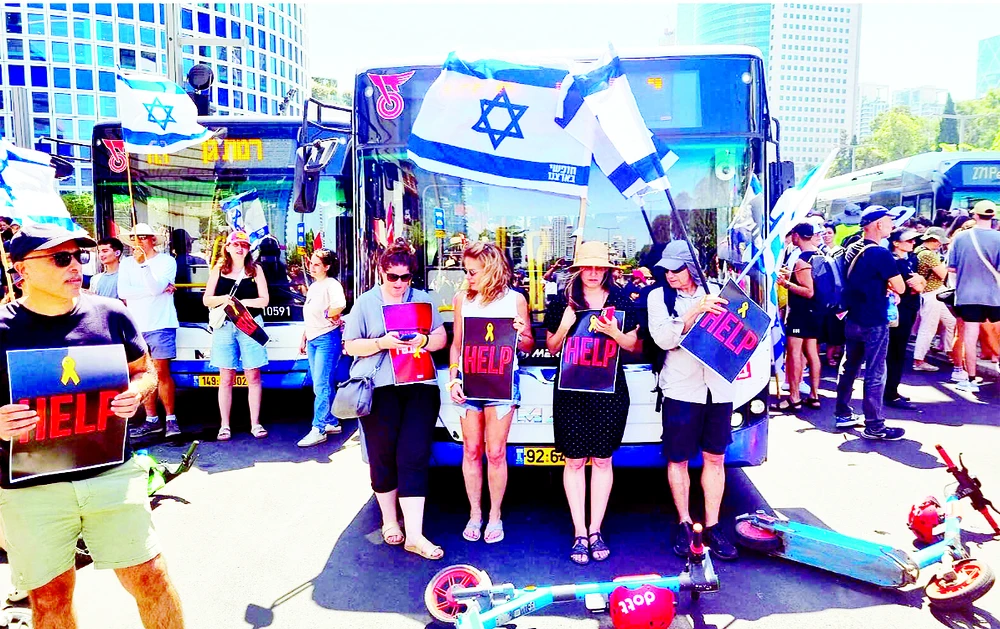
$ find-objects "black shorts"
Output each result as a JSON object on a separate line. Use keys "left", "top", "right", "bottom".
{"left": 786, "top": 309, "right": 821, "bottom": 339}
{"left": 955, "top": 304, "right": 1000, "bottom": 323}
{"left": 661, "top": 392, "right": 734, "bottom": 463}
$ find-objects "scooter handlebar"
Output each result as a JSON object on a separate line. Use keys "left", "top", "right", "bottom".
{"left": 935, "top": 444, "right": 956, "bottom": 469}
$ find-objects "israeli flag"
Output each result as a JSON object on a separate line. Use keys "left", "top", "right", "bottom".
{"left": 0, "top": 141, "right": 79, "bottom": 232}
{"left": 556, "top": 50, "right": 677, "bottom": 203}
{"left": 407, "top": 53, "right": 592, "bottom": 197}
{"left": 116, "top": 72, "right": 212, "bottom": 155}
{"left": 221, "top": 189, "right": 270, "bottom": 251}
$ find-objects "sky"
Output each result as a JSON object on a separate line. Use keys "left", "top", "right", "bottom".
{"left": 307, "top": 0, "right": 1000, "bottom": 102}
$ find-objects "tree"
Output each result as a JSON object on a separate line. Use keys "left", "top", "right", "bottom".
{"left": 937, "top": 93, "right": 959, "bottom": 148}
{"left": 61, "top": 192, "right": 95, "bottom": 234}
{"left": 853, "top": 107, "right": 935, "bottom": 169}
{"left": 828, "top": 130, "right": 854, "bottom": 177}
{"left": 955, "top": 88, "right": 1000, "bottom": 150}
{"left": 309, "top": 76, "right": 351, "bottom": 107}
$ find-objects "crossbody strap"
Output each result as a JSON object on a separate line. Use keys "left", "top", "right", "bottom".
{"left": 846, "top": 243, "right": 877, "bottom": 280}
{"left": 969, "top": 230, "right": 1000, "bottom": 286}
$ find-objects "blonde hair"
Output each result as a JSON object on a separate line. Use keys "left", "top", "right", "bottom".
{"left": 463, "top": 242, "right": 511, "bottom": 305}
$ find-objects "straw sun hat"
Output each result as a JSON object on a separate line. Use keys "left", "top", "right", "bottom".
{"left": 569, "top": 241, "right": 617, "bottom": 269}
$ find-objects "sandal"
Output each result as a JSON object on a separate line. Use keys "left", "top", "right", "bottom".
{"left": 484, "top": 520, "right": 504, "bottom": 544}
{"left": 251, "top": 424, "right": 268, "bottom": 439}
{"left": 589, "top": 532, "right": 610, "bottom": 562}
{"left": 804, "top": 397, "right": 822, "bottom": 410}
{"left": 462, "top": 518, "right": 483, "bottom": 542}
{"left": 381, "top": 523, "right": 404, "bottom": 546}
{"left": 770, "top": 399, "right": 802, "bottom": 412}
{"left": 404, "top": 537, "right": 444, "bottom": 561}
{"left": 570, "top": 536, "right": 590, "bottom": 565}
{"left": 216, "top": 426, "right": 231, "bottom": 441}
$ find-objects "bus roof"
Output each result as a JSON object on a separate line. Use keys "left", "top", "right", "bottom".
{"left": 356, "top": 44, "right": 765, "bottom": 75}
{"left": 819, "top": 150, "right": 1000, "bottom": 195}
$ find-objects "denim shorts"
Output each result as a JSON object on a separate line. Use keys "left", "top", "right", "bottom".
{"left": 142, "top": 328, "right": 177, "bottom": 360}
{"left": 460, "top": 371, "right": 521, "bottom": 418}
{"left": 210, "top": 316, "right": 269, "bottom": 371}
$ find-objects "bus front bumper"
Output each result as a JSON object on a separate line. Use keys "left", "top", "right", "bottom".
{"left": 170, "top": 359, "right": 312, "bottom": 389}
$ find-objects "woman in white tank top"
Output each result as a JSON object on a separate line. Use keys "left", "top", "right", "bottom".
{"left": 448, "top": 242, "right": 533, "bottom": 544}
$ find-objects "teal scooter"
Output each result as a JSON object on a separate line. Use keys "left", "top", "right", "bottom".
{"left": 735, "top": 445, "right": 997, "bottom": 611}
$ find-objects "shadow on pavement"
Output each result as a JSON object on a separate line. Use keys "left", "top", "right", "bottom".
{"left": 931, "top": 605, "right": 1000, "bottom": 629}
{"left": 289, "top": 467, "right": 924, "bottom": 626}
{"left": 837, "top": 437, "right": 946, "bottom": 469}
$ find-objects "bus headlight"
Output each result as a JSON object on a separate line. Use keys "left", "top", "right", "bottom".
{"left": 749, "top": 399, "right": 766, "bottom": 415}
{"left": 731, "top": 412, "right": 744, "bottom": 428}
{"left": 741, "top": 72, "right": 752, "bottom": 85}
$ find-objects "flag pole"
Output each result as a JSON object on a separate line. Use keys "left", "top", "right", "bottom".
{"left": 575, "top": 196, "right": 587, "bottom": 246}
{"left": 124, "top": 152, "right": 138, "bottom": 228}
{"left": 0, "top": 236, "right": 14, "bottom": 304}
{"left": 663, "top": 189, "right": 711, "bottom": 291}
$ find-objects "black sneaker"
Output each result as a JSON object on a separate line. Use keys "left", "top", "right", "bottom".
{"left": 672, "top": 522, "right": 693, "bottom": 558}
{"left": 861, "top": 426, "right": 905, "bottom": 441}
{"left": 129, "top": 420, "right": 163, "bottom": 439}
{"left": 884, "top": 397, "right": 918, "bottom": 411}
{"left": 704, "top": 525, "right": 739, "bottom": 561}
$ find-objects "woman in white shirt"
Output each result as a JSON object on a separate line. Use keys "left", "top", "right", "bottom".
{"left": 297, "top": 249, "right": 348, "bottom": 447}
{"left": 448, "top": 242, "right": 533, "bottom": 544}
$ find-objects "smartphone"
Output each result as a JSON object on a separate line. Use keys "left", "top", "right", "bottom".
{"left": 398, "top": 332, "right": 417, "bottom": 341}
{"left": 600, "top": 306, "right": 615, "bottom": 323}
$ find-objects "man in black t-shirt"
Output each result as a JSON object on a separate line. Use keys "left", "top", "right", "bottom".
{"left": 884, "top": 228, "right": 925, "bottom": 410}
{"left": 833, "top": 206, "right": 907, "bottom": 440}
{"left": 0, "top": 223, "right": 184, "bottom": 628}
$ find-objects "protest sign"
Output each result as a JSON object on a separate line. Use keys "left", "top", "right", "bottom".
{"left": 8, "top": 345, "right": 130, "bottom": 483}
{"left": 462, "top": 317, "right": 516, "bottom": 401}
{"left": 680, "top": 280, "right": 769, "bottom": 383}
{"left": 383, "top": 302, "right": 436, "bottom": 385}
{"left": 557, "top": 309, "right": 625, "bottom": 393}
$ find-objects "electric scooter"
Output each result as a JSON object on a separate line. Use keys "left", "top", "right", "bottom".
{"left": 0, "top": 442, "right": 201, "bottom": 628}
{"left": 424, "top": 524, "right": 720, "bottom": 628}
{"left": 734, "top": 445, "right": 997, "bottom": 611}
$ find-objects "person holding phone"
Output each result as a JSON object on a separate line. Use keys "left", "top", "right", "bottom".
{"left": 297, "top": 248, "right": 347, "bottom": 447}
{"left": 544, "top": 242, "right": 641, "bottom": 564}
{"left": 343, "top": 239, "right": 448, "bottom": 560}
{"left": 448, "top": 243, "right": 533, "bottom": 545}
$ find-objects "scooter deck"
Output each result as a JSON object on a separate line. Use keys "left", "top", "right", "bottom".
{"left": 758, "top": 518, "right": 916, "bottom": 588}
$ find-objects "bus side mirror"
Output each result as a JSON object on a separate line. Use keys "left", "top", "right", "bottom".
{"left": 293, "top": 138, "right": 342, "bottom": 214}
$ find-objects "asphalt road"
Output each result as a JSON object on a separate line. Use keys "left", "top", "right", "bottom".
{"left": 1, "top": 363, "right": 997, "bottom": 629}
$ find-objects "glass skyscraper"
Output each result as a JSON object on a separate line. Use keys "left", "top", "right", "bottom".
{"left": 977, "top": 35, "right": 1000, "bottom": 98}
{"left": 0, "top": 2, "right": 309, "bottom": 190}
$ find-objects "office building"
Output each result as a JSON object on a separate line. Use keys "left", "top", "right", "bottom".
{"left": 977, "top": 35, "right": 1000, "bottom": 98}
{"left": 893, "top": 86, "right": 947, "bottom": 118}
{"left": 855, "top": 83, "right": 890, "bottom": 140}
{"left": 678, "top": 3, "right": 862, "bottom": 177}
{"left": 0, "top": 2, "right": 309, "bottom": 191}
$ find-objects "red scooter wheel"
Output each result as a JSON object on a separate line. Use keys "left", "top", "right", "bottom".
{"left": 926, "top": 559, "right": 995, "bottom": 610}
{"left": 424, "top": 564, "right": 490, "bottom": 624}
{"left": 734, "top": 519, "right": 782, "bottom": 553}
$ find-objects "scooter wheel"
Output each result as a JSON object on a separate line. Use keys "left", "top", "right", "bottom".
{"left": 424, "top": 564, "right": 490, "bottom": 624}
{"left": 734, "top": 519, "right": 782, "bottom": 553}
{"left": 926, "top": 559, "right": 995, "bottom": 610}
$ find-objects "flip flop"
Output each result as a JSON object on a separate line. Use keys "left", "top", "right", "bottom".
{"left": 381, "top": 523, "right": 404, "bottom": 546}
{"left": 484, "top": 520, "right": 504, "bottom": 544}
{"left": 770, "top": 399, "right": 802, "bottom": 413}
{"left": 216, "top": 426, "right": 231, "bottom": 441}
{"left": 404, "top": 538, "right": 444, "bottom": 561}
{"left": 251, "top": 424, "right": 268, "bottom": 439}
{"left": 462, "top": 518, "right": 483, "bottom": 542}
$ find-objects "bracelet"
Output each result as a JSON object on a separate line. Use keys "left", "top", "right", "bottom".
{"left": 374, "top": 338, "right": 383, "bottom": 351}
{"left": 446, "top": 378, "right": 462, "bottom": 390}
{"left": 419, "top": 334, "right": 428, "bottom": 349}
{"left": 449, "top": 362, "right": 460, "bottom": 370}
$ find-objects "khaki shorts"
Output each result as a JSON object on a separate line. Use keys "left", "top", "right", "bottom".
{"left": 0, "top": 457, "right": 160, "bottom": 591}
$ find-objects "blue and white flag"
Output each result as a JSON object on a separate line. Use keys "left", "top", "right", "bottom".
{"left": 221, "top": 189, "right": 269, "bottom": 251}
{"left": 556, "top": 50, "right": 677, "bottom": 204}
{"left": 116, "top": 72, "right": 212, "bottom": 155}
{"left": 0, "top": 141, "right": 80, "bottom": 232}
{"left": 407, "top": 54, "right": 592, "bottom": 197}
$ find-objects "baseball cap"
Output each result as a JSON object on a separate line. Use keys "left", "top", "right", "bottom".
{"left": 859, "top": 205, "right": 891, "bottom": 227}
{"left": 790, "top": 221, "right": 819, "bottom": 238}
{"left": 971, "top": 200, "right": 997, "bottom": 217}
{"left": 609, "top": 584, "right": 675, "bottom": 629}
{"left": 920, "top": 226, "right": 950, "bottom": 244}
{"left": 889, "top": 227, "right": 919, "bottom": 243}
{"left": 227, "top": 230, "right": 251, "bottom": 245}
{"left": 656, "top": 240, "right": 697, "bottom": 273}
{"left": 9, "top": 222, "right": 97, "bottom": 262}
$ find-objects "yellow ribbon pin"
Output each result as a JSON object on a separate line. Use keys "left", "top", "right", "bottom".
{"left": 738, "top": 302, "right": 749, "bottom": 318}
{"left": 61, "top": 355, "right": 81, "bottom": 386}
{"left": 485, "top": 322, "right": 495, "bottom": 342}
{"left": 588, "top": 315, "right": 599, "bottom": 333}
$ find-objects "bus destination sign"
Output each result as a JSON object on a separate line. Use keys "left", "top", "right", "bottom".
{"left": 961, "top": 164, "right": 1000, "bottom": 186}
{"left": 143, "top": 138, "right": 297, "bottom": 170}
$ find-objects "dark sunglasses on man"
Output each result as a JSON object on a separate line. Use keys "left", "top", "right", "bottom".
{"left": 24, "top": 249, "right": 91, "bottom": 268}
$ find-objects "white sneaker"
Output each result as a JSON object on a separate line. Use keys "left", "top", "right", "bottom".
{"left": 297, "top": 427, "right": 327, "bottom": 447}
{"left": 955, "top": 379, "right": 980, "bottom": 393}
{"left": 7, "top": 588, "right": 28, "bottom": 603}
{"left": 912, "top": 362, "right": 939, "bottom": 372}
{"left": 324, "top": 422, "right": 343, "bottom": 434}
{"left": 952, "top": 369, "right": 969, "bottom": 382}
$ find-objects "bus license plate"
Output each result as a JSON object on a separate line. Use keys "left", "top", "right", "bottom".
{"left": 517, "top": 447, "right": 565, "bottom": 466}
{"left": 197, "top": 375, "right": 247, "bottom": 387}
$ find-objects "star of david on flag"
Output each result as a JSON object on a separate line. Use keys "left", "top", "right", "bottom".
{"left": 116, "top": 72, "right": 213, "bottom": 155}
{"left": 471, "top": 88, "right": 528, "bottom": 150}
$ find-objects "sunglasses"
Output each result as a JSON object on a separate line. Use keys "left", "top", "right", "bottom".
{"left": 664, "top": 265, "right": 686, "bottom": 274}
{"left": 229, "top": 242, "right": 250, "bottom": 250}
{"left": 25, "top": 249, "right": 91, "bottom": 267}
{"left": 386, "top": 272, "right": 412, "bottom": 283}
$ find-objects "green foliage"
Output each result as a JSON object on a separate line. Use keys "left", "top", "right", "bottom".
{"left": 937, "top": 93, "right": 959, "bottom": 147}
{"left": 955, "top": 89, "right": 1000, "bottom": 150}
{"left": 309, "top": 76, "right": 352, "bottom": 107}
{"left": 61, "top": 192, "right": 95, "bottom": 233}
{"left": 828, "top": 130, "right": 854, "bottom": 177}
{"left": 853, "top": 107, "right": 935, "bottom": 169}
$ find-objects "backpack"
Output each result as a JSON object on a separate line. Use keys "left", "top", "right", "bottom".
{"left": 829, "top": 243, "right": 878, "bottom": 313}
{"left": 640, "top": 285, "right": 678, "bottom": 412}
{"left": 803, "top": 250, "right": 841, "bottom": 313}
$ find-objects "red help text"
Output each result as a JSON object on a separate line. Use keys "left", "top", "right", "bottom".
{"left": 17, "top": 391, "right": 119, "bottom": 443}
{"left": 562, "top": 336, "right": 618, "bottom": 368}
{"left": 463, "top": 345, "right": 514, "bottom": 375}
{"left": 697, "top": 311, "right": 759, "bottom": 355}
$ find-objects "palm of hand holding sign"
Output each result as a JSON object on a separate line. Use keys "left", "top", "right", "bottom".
{"left": 0, "top": 388, "right": 142, "bottom": 441}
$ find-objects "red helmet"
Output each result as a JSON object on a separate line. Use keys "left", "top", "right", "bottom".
{"left": 609, "top": 584, "right": 675, "bottom": 629}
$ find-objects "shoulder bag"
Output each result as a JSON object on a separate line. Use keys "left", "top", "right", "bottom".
{"left": 208, "top": 269, "right": 244, "bottom": 332}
